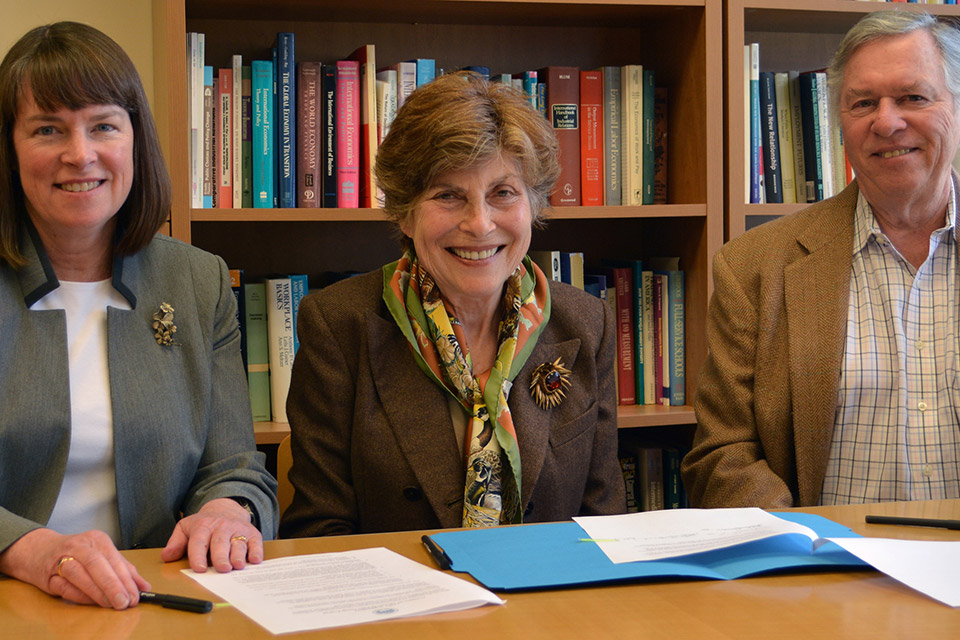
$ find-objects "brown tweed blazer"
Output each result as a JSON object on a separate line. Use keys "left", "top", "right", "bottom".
{"left": 279, "top": 269, "right": 626, "bottom": 537}
{"left": 682, "top": 181, "right": 863, "bottom": 508}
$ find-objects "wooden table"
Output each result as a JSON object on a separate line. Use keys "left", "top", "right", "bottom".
{"left": 4, "top": 500, "right": 959, "bottom": 639}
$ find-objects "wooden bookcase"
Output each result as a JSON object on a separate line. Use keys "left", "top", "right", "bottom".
{"left": 725, "top": 0, "right": 960, "bottom": 240}
{"left": 151, "top": 0, "right": 723, "bottom": 443}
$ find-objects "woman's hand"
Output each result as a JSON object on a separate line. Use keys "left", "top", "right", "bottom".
{"left": 161, "top": 497, "right": 263, "bottom": 573}
{"left": 0, "top": 527, "right": 149, "bottom": 609}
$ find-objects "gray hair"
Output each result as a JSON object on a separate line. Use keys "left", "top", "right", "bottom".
{"left": 827, "top": 11, "right": 960, "bottom": 120}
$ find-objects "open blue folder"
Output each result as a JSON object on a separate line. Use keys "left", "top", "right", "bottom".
{"left": 428, "top": 512, "right": 869, "bottom": 591}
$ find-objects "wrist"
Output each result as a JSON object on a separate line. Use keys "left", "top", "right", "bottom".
{"left": 228, "top": 497, "right": 260, "bottom": 532}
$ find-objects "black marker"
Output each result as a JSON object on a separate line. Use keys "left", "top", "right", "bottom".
{"left": 139, "top": 591, "right": 213, "bottom": 613}
{"left": 865, "top": 515, "right": 960, "bottom": 531}
{"left": 421, "top": 535, "right": 452, "bottom": 570}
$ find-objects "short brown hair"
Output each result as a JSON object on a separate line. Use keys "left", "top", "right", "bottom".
{"left": 374, "top": 71, "right": 560, "bottom": 235}
{"left": 0, "top": 21, "right": 170, "bottom": 268}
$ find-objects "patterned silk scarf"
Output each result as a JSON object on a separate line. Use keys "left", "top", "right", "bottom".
{"left": 383, "top": 250, "right": 551, "bottom": 526}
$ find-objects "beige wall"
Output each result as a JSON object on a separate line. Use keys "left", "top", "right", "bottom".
{"left": 0, "top": 0, "right": 154, "bottom": 106}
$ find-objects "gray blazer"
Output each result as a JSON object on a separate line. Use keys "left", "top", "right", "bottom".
{"left": 280, "top": 269, "right": 626, "bottom": 537}
{"left": 0, "top": 226, "right": 278, "bottom": 552}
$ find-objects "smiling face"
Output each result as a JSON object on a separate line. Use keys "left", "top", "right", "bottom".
{"left": 839, "top": 29, "right": 960, "bottom": 215}
{"left": 12, "top": 89, "right": 134, "bottom": 247}
{"left": 401, "top": 155, "right": 533, "bottom": 314}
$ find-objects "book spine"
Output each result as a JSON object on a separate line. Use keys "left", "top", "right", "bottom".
{"left": 773, "top": 72, "right": 796, "bottom": 204}
{"left": 642, "top": 69, "right": 656, "bottom": 205}
{"left": 232, "top": 55, "right": 243, "bottom": 207}
{"left": 289, "top": 274, "right": 308, "bottom": 355}
{"left": 375, "top": 68, "right": 398, "bottom": 143}
{"left": 619, "top": 453, "right": 639, "bottom": 513}
{"left": 395, "top": 61, "right": 416, "bottom": 107}
{"left": 759, "top": 71, "right": 782, "bottom": 204}
{"left": 350, "top": 45, "right": 378, "bottom": 208}
{"left": 252, "top": 60, "right": 275, "bottom": 208}
{"left": 297, "top": 62, "right": 322, "bottom": 208}
{"left": 637, "top": 447, "right": 664, "bottom": 511}
{"left": 229, "top": 268, "right": 246, "bottom": 371}
{"left": 413, "top": 58, "right": 435, "bottom": 86}
{"left": 653, "top": 87, "right": 668, "bottom": 204}
{"left": 202, "top": 66, "right": 214, "bottom": 208}
{"left": 641, "top": 270, "right": 655, "bottom": 405}
{"left": 277, "top": 33, "right": 296, "bottom": 208}
{"left": 243, "top": 282, "right": 272, "bottom": 422}
{"left": 748, "top": 44, "right": 764, "bottom": 204}
{"left": 520, "top": 70, "right": 538, "bottom": 110}
{"left": 667, "top": 270, "right": 685, "bottom": 407}
{"left": 652, "top": 273, "right": 664, "bottom": 404}
{"left": 621, "top": 65, "right": 644, "bottom": 206}
{"left": 241, "top": 66, "right": 253, "bottom": 208}
{"left": 218, "top": 67, "right": 233, "bottom": 208}
{"left": 266, "top": 277, "right": 295, "bottom": 423}
{"left": 631, "top": 261, "right": 644, "bottom": 405}
{"left": 662, "top": 447, "right": 681, "bottom": 509}
{"left": 613, "top": 267, "right": 636, "bottom": 405}
{"left": 336, "top": 60, "right": 361, "bottom": 208}
{"left": 529, "top": 251, "right": 562, "bottom": 282}
{"left": 322, "top": 65, "right": 338, "bottom": 208}
{"left": 189, "top": 32, "right": 205, "bottom": 208}
{"left": 601, "top": 66, "right": 621, "bottom": 206}
{"left": 798, "top": 72, "right": 823, "bottom": 202}
{"left": 815, "top": 71, "right": 834, "bottom": 199}
{"left": 543, "top": 66, "right": 581, "bottom": 206}
{"left": 787, "top": 70, "right": 806, "bottom": 204}
{"left": 579, "top": 70, "right": 604, "bottom": 206}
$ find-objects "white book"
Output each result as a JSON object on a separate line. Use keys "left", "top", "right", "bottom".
{"left": 788, "top": 70, "right": 807, "bottom": 203}
{"left": 621, "top": 64, "right": 643, "bottom": 206}
{"left": 774, "top": 72, "right": 797, "bottom": 204}
{"left": 815, "top": 72, "right": 834, "bottom": 198}
{"left": 188, "top": 33, "right": 205, "bottom": 209}
{"left": 375, "top": 69, "right": 398, "bottom": 143}
{"left": 266, "top": 277, "right": 295, "bottom": 423}
{"left": 743, "top": 46, "right": 751, "bottom": 204}
{"left": 394, "top": 61, "right": 416, "bottom": 108}
{"left": 232, "top": 54, "right": 243, "bottom": 207}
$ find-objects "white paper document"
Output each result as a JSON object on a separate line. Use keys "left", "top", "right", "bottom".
{"left": 574, "top": 507, "right": 817, "bottom": 563}
{"left": 184, "top": 547, "right": 504, "bottom": 634}
{"left": 575, "top": 508, "right": 960, "bottom": 607}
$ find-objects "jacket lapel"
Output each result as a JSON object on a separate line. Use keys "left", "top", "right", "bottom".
{"left": 784, "top": 183, "right": 857, "bottom": 505}
{"left": 367, "top": 313, "right": 465, "bottom": 528}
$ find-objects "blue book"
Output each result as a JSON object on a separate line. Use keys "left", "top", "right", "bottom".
{"left": 517, "top": 70, "right": 538, "bottom": 110}
{"left": 276, "top": 33, "right": 297, "bottom": 208}
{"left": 288, "top": 274, "right": 308, "bottom": 354}
{"left": 650, "top": 257, "right": 685, "bottom": 407}
{"left": 463, "top": 65, "right": 490, "bottom": 79}
{"left": 252, "top": 60, "right": 275, "bottom": 208}
{"left": 271, "top": 47, "right": 279, "bottom": 207}
{"left": 759, "top": 71, "right": 783, "bottom": 204}
{"left": 409, "top": 58, "right": 435, "bottom": 87}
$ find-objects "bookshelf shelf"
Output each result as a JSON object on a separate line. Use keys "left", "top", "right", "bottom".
{"left": 152, "top": 0, "right": 722, "bottom": 437}
{"left": 726, "top": 0, "right": 960, "bottom": 240}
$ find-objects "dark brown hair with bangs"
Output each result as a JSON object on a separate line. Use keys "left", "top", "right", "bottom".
{"left": 0, "top": 21, "right": 170, "bottom": 268}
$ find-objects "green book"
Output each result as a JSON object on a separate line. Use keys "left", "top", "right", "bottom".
{"left": 244, "top": 281, "right": 271, "bottom": 422}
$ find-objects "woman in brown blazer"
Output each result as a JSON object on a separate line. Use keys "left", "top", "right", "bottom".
{"left": 280, "top": 72, "right": 625, "bottom": 537}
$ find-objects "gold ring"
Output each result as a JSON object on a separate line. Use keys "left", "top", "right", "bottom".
{"left": 56, "top": 556, "right": 76, "bottom": 577}
{"left": 230, "top": 535, "right": 248, "bottom": 544}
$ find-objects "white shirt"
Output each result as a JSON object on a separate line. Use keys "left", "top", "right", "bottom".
{"left": 821, "top": 185, "right": 960, "bottom": 504}
{"left": 34, "top": 279, "right": 130, "bottom": 543}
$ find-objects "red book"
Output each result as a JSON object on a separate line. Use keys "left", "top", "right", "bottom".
{"left": 580, "top": 70, "right": 603, "bottom": 206}
{"left": 336, "top": 60, "right": 360, "bottom": 209}
{"left": 297, "top": 61, "right": 322, "bottom": 208}
{"left": 540, "top": 66, "right": 581, "bottom": 206}
{"left": 348, "top": 45, "right": 377, "bottom": 208}
{"left": 610, "top": 267, "right": 636, "bottom": 405}
{"left": 217, "top": 68, "right": 233, "bottom": 208}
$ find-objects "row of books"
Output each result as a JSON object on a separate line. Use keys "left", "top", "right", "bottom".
{"left": 620, "top": 446, "right": 688, "bottom": 512}
{"left": 529, "top": 251, "right": 685, "bottom": 408}
{"left": 533, "top": 66, "right": 668, "bottom": 208}
{"left": 230, "top": 270, "right": 308, "bottom": 424}
{"left": 745, "top": 43, "right": 853, "bottom": 205}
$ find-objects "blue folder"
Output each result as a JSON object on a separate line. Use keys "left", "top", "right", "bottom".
{"left": 428, "top": 512, "right": 868, "bottom": 591}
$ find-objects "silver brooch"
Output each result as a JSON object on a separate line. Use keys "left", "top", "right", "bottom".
{"left": 152, "top": 302, "right": 179, "bottom": 346}
{"left": 529, "top": 357, "right": 571, "bottom": 410}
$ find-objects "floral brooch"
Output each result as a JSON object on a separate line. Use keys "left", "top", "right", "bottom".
{"left": 152, "top": 302, "right": 179, "bottom": 346}
{"left": 529, "top": 357, "right": 571, "bottom": 410}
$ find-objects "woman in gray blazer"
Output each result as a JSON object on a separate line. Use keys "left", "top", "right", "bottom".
{"left": 280, "top": 72, "right": 625, "bottom": 538}
{"left": 0, "top": 23, "right": 277, "bottom": 609}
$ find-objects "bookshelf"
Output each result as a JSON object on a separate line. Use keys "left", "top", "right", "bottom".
{"left": 725, "top": 0, "right": 960, "bottom": 240}
{"left": 151, "top": 0, "right": 722, "bottom": 443}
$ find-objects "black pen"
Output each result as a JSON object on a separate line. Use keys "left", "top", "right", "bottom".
{"left": 421, "top": 535, "right": 452, "bottom": 570}
{"left": 865, "top": 515, "right": 960, "bottom": 531}
{"left": 139, "top": 591, "right": 213, "bottom": 613}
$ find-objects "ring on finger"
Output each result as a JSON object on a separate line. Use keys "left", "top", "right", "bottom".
{"left": 230, "top": 535, "right": 248, "bottom": 544}
{"left": 56, "top": 556, "right": 76, "bottom": 577}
